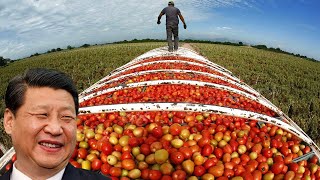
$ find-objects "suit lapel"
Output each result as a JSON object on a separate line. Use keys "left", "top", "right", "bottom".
{"left": 61, "top": 163, "right": 78, "bottom": 180}
{"left": 0, "top": 167, "right": 12, "bottom": 180}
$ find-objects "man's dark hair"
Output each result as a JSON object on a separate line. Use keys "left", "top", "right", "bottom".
{"left": 5, "top": 68, "right": 79, "bottom": 115}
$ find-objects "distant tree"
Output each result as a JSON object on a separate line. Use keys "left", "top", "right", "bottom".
{"left": 238, "top": 42, "right": 243, "bottom": 46}
{"left": 51, "top": 49, "right": 56, "bottom": 52}
{"left": 0, "top": 56, "right": 6, "bottom": 66}
{"left": 81, "top": 44, "right": 90, "bottom": 48}
{"left": 253, "top": 45, "right": 268, "bottom": 49}
{"left": 56, "top": 48, "right": 62, "bottom": 51}
{"left": 67, "top": 45, "right": 74, "bottom": 50}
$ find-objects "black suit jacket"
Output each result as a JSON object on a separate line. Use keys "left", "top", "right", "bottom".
{"left": 0, "top": 163, "right": 111, "bottom": 180}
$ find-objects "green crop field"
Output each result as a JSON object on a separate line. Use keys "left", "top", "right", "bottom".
{"left": 1, "top": 42, "right": 319, "bottom": 149}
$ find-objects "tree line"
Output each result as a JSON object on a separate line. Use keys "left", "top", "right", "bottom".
{"left": 0, "top": 39, "right": 318, "bottom": 67}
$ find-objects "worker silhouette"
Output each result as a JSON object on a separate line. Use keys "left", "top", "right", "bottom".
{"left": 157, "top": 1, "right": 187, "bottom": 52}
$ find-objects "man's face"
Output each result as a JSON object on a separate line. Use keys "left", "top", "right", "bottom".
{"left": 4, "top": 87, "right": 77, "bottom": 171}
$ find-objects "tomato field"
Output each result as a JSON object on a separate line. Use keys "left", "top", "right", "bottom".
{"left": 1, "top": 42, "right": 320, "bottom": 179}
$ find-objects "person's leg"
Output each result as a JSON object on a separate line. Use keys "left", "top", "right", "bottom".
{"left": 166, "top": 25, "right": 173, "bottom": 52}
{"left": 173, "top": 26, "right": 179, "bottom": 51}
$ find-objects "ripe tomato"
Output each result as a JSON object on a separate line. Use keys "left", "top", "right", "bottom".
{"left": 5, "top": 163, "right": 12, "bottom": 171}
{"left": 252, "top": 170, "right": 262, "bottom": 180}
{"left": 101, "top": 142, "right": 113, "bottom": 155}
{"left": 289, "top": 163, "right": 299, "bottom": 173}
{"left": 309, "top": 155, "right": 318, "bottom": 164}
{"left": 91, "top": 159, "right": 102, "bottom": 171}
{"left": 172, "top": 170, "right": 187, "bottom": 180}
{"left": 170, "top": 151, "right": 185, "bottom": 165}
{"left": 223, "top": 169, "right": 234, "bottom": 178}
{"left": 121, "top": 152, "right": 133, "bottom": 160}
{"left": 179, "top": 147, "right": 193, "bottom": 159}
{"left": 109, "top": 167, "right": 121, "bottom": 177}
{"left": 234, "top": 165, "right": 245, "bottom": 176}
{"left": 77, "top": 148, "right": 88, "bottom": 159}
{"left": 208, "top": 165, "right": 224, "bottom": 177}
{"left": 201, "top": 144, "right": 213, "bottom": 156}
{"left": 149, "top": 170, "right": 162, "bottom": 180}
{"left": 100, "top": 163, "right": 111, "bottom": 175}
{"left": 152, "top": 126, "right": 163, "bottom": 138}
{"left": 194, "top": 165, "right": 206, "bottom": 176}
{"left": 203, "top": 157, "right": 218, "bottom": 169}
{"left": 271, "top": 162, "right": 284, "bottom": 174}
{"left": 262, "top": 148, "right": 273, "bottom": 158}
{"left": 121, "top": 159, "right": 135, "bottom": 170}
{"left": 222, "top": 144, "right": 233, "bottom": 154}
{"left": 169, "top": 123, "right": 181, "bottom": 136}
{"left": 241, "top": 172, "right": 254, "bottom": 180}
{"left": 257, "top": 162, "right": 269, "bottom": 174}
{"left": 140, "top": 144, "right": 151, "bottom": 155}
{"left": 70, "top": 161, "right": 81, "bottom": 168}
{"left": 214, "top": 148, "right": 224, "bottom": 159}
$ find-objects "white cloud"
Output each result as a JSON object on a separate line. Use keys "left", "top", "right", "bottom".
{"left": 0, "top": 0, "right": 257, "bottom": 59}
{"left": 216, "top": 27, "right": 233, "bottom": 30}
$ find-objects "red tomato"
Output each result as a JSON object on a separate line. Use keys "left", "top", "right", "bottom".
{"left": 128, "top": 137, "right": 139, "bottom": 147}
{"left": 141, "top": 169, "right": 149, "bottom": 179}
{"left": 222, "top": 144, "right": 233, "bottom": 154}
{"left": 109, "top": 167, "right": 121, "bottom": 177}
{"left": 198, "top": 137, "right": 210, "bottom": 148}
{"left": 152, "top": 126, "right": 163, "bottom": 138}
{"left": 252, "top": 170, "right": 262, "bottom": 180}
{"left": 201, "top": 144, "right": 213, "bottom": 156}
{"left": 121, "top": 152, "right": 133, "bottom": 160}
{"left": 161, "top": 175, "right": 172, "bottom": 180}
{"left": 170, "top": 151, "right": 185, "bottom": 165}
{"left": 247, "top": 160, "right": 259, "bottom": 169}
{"left": 271, "top": 162, "right": 285, "bottom": 175}
{"left": 101, "top": 142, "right": 113, "bottom": 155}
{"left": 289, "top": 163, "right": 299, "bottom": 173}
{"left": 149, "top": 170, "right": 162, "bottom": 180}
{"left": 203, "top": 157, "right": 218, "bottom": 169}
{"left": 70, "top": 160, "right": 81, "bottom": 168}
{"left": 245, "top": 164, "right": 256, "bottom": 173}
{"left": 179, "top": 147, "right": 193, "bottom": 159}
{"left": 77, "top": 148, "right": 88, "bottom": 159}
{"left": 262, "top": 148, "right": 273, "bottom": 158}
{"left": 172, "top": 170, "right": 187, "bottom": 180}
{"left": 169, "top": 123, "right": 181, "bottom": 136}
{"left": 241, "top": 172, "right": 254, "bottom": 180}
{"left": 223, "top": 169, "right": 235, "bottom": 178}
{"left": 121, "top": 159, "right": 135, "bottom": 171}
{"left": 5, "top": 163, "right": 12, "bottom": 171}
{"left": 214, "top": 148, "right": 224, "bottom": 159}
{"left": 273, "top": 155, "right": 284, "bottom": 163}
{"left": 91, "top": 159, "right": 102, "bottom": 171}
{"left": 257, "top": 162, "right": 269, "bottom": 174}
{"left": 100, "top": 163, "right": 111, "bottom": 175}
{"left": 194, "top": 165, "right": 206, "bottom": 176}
{"left": 309, "top": 155, "right": 318, "bottom": 164}
{"left": 140, "top": 144, "right": 151, "bottom": 156}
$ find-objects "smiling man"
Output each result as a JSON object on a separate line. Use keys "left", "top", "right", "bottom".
{"left": 1, "top": 68, "right": 109, "bottom": 180}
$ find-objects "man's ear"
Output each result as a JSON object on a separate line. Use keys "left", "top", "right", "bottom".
{"left": 4, "top": 108, "right": 15, "bottom": 135}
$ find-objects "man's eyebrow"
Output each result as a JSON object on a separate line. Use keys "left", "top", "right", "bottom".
{"left": 29, "top": 105, "right": 75, "bottom": 113}
{"left": 29, "top": 105, "right": 49, "bottom": 111}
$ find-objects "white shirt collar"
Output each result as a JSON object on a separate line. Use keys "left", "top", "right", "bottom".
{"left": 11, "top": 162, "right": 66, "bottom": 180}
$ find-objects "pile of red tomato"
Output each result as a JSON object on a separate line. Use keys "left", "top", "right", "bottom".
{"left": 71, "top": 111, "right": 320, "bottom": 180}
{"left": 73, "top": 52, "right": 320, "bottom": 179}
{"left": 90, "top": 72, "right": 247, "bottom": 95}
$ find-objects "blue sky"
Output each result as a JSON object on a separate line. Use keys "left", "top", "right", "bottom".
{"left": 0, "top": 0, "right": 319, "bottom": 60}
